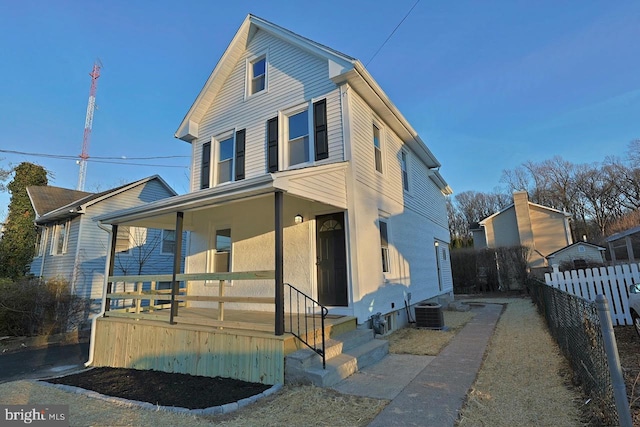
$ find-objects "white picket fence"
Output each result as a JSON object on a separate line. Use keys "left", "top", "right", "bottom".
{"left": 544, "top": 263, "right": 640, "bottom": 326}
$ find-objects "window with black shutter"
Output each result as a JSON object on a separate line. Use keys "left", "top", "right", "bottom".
{"left": 267, "top": 117, "right": 279, "bottom": 172}
{"left": 235, "top": 129, "right": 245, "bottom": 181}
{"left": 201, "top": 142, "right": 211, "bottom": 189}
{"left": 313, "top": 99, "right": 328, "bottom": 161}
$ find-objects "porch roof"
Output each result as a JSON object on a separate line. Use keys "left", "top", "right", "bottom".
{"left": 94, "top": 163, "right": 348, "bottom": 230}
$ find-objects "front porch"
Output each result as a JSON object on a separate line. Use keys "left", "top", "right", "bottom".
{"left": 90, "top": 164, "right": 355, "bottom": 385}
{"left": 91, "top": 271, "right": 356, "bottom": 384}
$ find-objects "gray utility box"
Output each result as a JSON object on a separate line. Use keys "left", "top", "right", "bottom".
{"left": 415, "top": 303, "right": 444, "bottom": 329}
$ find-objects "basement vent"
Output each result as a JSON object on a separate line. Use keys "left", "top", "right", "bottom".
{"left": 415, "top": 303, "right": 444, "bottom": 329}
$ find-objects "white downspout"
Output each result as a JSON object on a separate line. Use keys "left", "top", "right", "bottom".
{"left": 85, "top": 222, "right": 113, "bottom": 367}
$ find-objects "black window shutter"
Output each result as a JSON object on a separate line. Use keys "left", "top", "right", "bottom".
{"left": 313, "top": 99, "right": 328, "bottom": 161}
{"left": 201, "top": 142, "right": 211, "bottom": 189}
{"left": 235, "top": 129, "right": 246, "bottom": 181}
{"left": 267, "top": 117, "right": 278, "bottom": 172}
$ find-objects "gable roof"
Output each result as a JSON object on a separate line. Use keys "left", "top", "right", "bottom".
{"left": 174, "top": 14, "right": 451, "bottom": 195}
{"left": 27, "top": 186, "right": 92, "bottom": 219}
{"left": 546, "top": 242, "right": 606, "bottom": 258}
{"left": 606, "top": 225, "right": 640, "bottom": 242}
{"left": 32, "top": 175, "right": 177, "bottom": 224}
{"left": 478, "top": 201, "right": 570, "bottom": 226}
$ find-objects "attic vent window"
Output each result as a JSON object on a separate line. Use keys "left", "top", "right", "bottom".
{"left": 249, "top": 56, "right": 266, "bottom": 95}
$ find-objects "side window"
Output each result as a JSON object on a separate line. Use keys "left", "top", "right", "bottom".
{"left": 51, "top": 221, "right": 70, "bottom": 255}
{"left": 161, "top": 229, "right": 176, "bottom": 255}
{"left": 35, "top": 227, "right": 47, "bottom": 257}
{"left": 248, "top": 55, "right": 267, "bottom": 96}
{"left": 379, "top": 219, "right": 390, "bottom": 273}
{"left": 201, "top": 142, "right": 211, "bottom": 189}
{"left": 373, "top": 123, "right": 383, "bottom": 173}
{"left": 401, "top": 151, "right": 409, "bottom": 191}
{"left": 115, "top": 225, "right": 131, "bottom": 254}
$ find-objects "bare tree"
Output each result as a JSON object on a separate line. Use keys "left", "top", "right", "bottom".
{"left": 574, "top": 163, "right": 622, "bottom": 237}
{"left": 113, "top": 227, "right": 168, "bottom": 275}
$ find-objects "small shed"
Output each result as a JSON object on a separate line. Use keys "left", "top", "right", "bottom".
{"left": 606, "top": 225, "right": 640, "bottom": 265}
{"left": 546, "top": 242, "right": 606, "bottom": 270}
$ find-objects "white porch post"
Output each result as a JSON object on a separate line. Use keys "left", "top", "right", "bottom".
{"left": 275, "top": 191, "right": 284, "bottom": 335}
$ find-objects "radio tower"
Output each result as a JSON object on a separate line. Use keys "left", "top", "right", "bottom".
{"left": 77, "top": 60, "right": 102, "bottom": 191}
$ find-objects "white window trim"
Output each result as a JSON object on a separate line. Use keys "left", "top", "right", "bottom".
{"left": 379, "top": 217, "right": 391, "bottom": 274}
{"left": 50, "top": 220, "right": 70, "bottom": 255}
{"left": 206, "top": 225, "right": 233, "bottom": 285}
{"left": 372, "top": 118, "right": 385, "bottom": 175}
{"left": 161, "top": 229, "right": 176, "bottom": 255}
{"left": 245, "top": 51, "right": 268, "bottom": 99}
{"left": 280, "top": 101, "right": 314, "bottom": 170}
{"left": 212, "top": 130, "right": 236, "bottom": 186}
{"left": 36, "top": 227, "right": 47, "bottom": 257}
{"left": 400, "top": 149, "right": 411, "bottom": 193}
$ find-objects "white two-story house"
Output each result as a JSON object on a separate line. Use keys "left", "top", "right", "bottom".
{"left": 90, "top": 15, "right": 453, "bottom": 384}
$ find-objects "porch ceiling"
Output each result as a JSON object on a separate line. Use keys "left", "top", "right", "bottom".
{"left": 94, "top": 163, "right": 348, "bottom": 230}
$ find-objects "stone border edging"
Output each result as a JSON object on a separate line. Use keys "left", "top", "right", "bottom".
{"left": 33, "top": 379, "right": 283, "bottom": 416}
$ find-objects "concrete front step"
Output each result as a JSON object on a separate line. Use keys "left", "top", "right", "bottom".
{"left": 285, "top": 329, "right": 389, "bottom": 387}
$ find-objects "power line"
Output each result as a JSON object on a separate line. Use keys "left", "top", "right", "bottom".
{"left": 366, "top": 0, "right": 421, "bottom": 67}
{"left": 0, "top": 149, "right": 189, "bottom": 168}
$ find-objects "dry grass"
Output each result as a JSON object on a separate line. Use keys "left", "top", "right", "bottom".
{"left": 210, "top": 385, "right": 387, "bottom": 427}
{"left": 0, "top": 381, "right": 386, "bottom": 427}
{"left": 384, "top": 310, "right": 475, "bottom": 355}
{"left": 456, "top": 298, "right": 585, "bottom": 427}
{"left": 0, "top": 298, "right": 591, "bottom": 426}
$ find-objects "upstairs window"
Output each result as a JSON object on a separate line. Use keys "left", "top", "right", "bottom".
{"left": 216, "top": 134, "right": 234, "bottom": 184}
{"left": 401, "top": 151, "right": 409, "bottom": 191}
{"left": 373, "top": 123, "right": 383, "bottom": 173}
{"left": 270, "top": 99, "right": 328, "bottom": 171}
{"left": 287, "top": 109, "right": 310, "bottom": 167}
{"left": 379, "top": 219, "right": 390, "bottom": 273}
{"left": 248, "top": 55, "right": 267, "bottom": 96}
{"left": 51, "top": 220, "right": 70, "bottom": 255}
{"left": 161, "top": 229, "right": 176, "bottom": 255}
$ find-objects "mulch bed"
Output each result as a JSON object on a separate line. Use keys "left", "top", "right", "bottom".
{"left": 45, "top": 367, "right": 271, "bottom": 409}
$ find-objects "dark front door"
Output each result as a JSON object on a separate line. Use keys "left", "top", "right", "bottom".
{"left": 316, "top": 212, "right": 348, "bottom": 306}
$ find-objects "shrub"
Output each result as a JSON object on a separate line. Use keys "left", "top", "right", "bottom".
{"left": 0, "top": 277, "right": 90, "bottom": 337}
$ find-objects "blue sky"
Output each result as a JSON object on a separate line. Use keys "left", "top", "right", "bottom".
{"left": 1, "top": 1, "right": 639, "bottom": 218}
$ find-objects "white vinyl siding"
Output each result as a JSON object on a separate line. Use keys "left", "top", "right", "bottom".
{"left": 190, "top": 29, "right": 344, "bottom": 192}
{"left": 349, "top": 88, "right": 447, "bottom": 229}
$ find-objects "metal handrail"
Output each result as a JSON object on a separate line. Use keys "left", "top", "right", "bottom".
{"left": 284, "top": 283, "right": 329, "bottom": 369}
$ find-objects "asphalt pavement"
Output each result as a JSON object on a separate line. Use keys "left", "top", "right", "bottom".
{"left": 0, "top": 342, "right": 89, "bottom": 384}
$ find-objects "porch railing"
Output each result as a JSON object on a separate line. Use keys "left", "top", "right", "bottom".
{"left": 285, "top": 283, "right": 329, "bottom": 369}
{"left": 105, "top": 271, "right": 276, "bottom": 331}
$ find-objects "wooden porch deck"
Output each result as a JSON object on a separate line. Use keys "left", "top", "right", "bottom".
{"left": 91, "top": 307, "right": 356, "bottom": 385}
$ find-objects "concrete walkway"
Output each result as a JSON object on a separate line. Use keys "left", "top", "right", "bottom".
{"left": 333, "top": 302, "right": 503, "bottom": 427}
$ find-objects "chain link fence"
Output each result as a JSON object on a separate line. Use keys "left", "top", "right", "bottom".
{"left": 528, "top": 279, "right": 619, "bottom": 426}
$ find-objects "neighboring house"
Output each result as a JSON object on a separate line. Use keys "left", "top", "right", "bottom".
{"left": 546, "top": 242, "right": 606, "bottom": 270}
{"left": 471, "top": 191, "right": 573, "bottom": 269}
{"left": 89, "top": 14, "right": 453, "bottom": 384}
{"left": 606, "top": 225, "right": 640, "bottom": 265}
{"left": 28, "top": 175, "right": 179, "bottom": 318}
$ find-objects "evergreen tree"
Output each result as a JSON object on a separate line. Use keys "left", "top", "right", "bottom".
{"left": 0, "top": 162, "right": 48, "bottom": 278}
